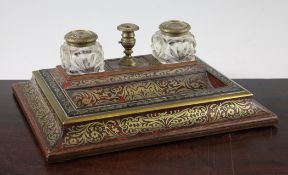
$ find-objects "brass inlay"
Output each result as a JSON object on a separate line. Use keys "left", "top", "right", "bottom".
{"left": 70, "top": 73, "right": 209, "bottom": 108}
{"left": 21, "top": 81, "right": 62, "bottom": 147}
{"left": 34, "top": 71, "right": 68, "bottom": 124}
{"left": 33, "top": 70, "right": 253, "bottom": 125}
{"left": 63, "top": 98, "right": 261, "bottom": 147}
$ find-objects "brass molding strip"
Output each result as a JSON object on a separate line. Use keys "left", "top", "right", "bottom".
{"left": 65, "top": 91, "right": 252, "bottom": 124}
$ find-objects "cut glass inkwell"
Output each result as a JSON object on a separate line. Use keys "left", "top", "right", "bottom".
{"left": 60, "top": 30, "right": 104, "bottom": 75}
{"left": 151, "top": 20, "right": 196, "bottom": 64}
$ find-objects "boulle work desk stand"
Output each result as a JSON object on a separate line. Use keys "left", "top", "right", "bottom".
{"left": 12, "top": 22, "right": 278, "bottom": 163}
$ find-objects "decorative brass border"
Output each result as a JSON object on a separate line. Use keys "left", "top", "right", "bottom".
{"left": 63, "top": 98, "right": 262, "bottom": 147}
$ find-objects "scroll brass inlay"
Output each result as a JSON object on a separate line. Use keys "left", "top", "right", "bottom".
{"left": 70, "top": 74, "right": 210, "bottom": 108}
{"left": 63, "top": 98, "right": 261, "bottom": 147}
{"left": 22, "top": 81, "right": 62, "bottom": 147}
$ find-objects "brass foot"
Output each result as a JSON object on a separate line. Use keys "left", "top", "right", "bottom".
{"left": 120, "top": 56, "right": 136, "bottom": 67}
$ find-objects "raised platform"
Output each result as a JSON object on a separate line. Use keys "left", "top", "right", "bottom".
{"left": 12, "top": 55, "right": 278, "bottom": 162}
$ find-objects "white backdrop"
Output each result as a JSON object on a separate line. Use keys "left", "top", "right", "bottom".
{"left": 0, "top": 0, "right": 287, "bottom": 79}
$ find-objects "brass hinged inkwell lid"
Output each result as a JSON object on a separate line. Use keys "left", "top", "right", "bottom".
{"left": 12, "top": 20, "right": 278, "bottom": 163}
{"left": 64, "top": 30, "right": 98, "bottom": 47}
{"left": 159, "top": 20, "right": 191, "bottom": 37}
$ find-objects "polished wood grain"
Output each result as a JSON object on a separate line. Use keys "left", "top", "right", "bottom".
{"left": 0, "top": 80, "right": 287, "bottom": 175}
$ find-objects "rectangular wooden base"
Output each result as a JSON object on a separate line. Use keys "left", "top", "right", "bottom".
{"left": 12, "top": 81, "right": 277, "bottom": 163}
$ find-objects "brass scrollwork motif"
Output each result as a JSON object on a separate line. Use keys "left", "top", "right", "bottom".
{"left": 70, "top": 74, "right": 209, "bottom": 108}
{"left": 39, "top": 61, "right": 244, "bottom": 116}
{"left": 63, "top": 98, "right": 261, "bottom": 147}
{"left": 53, "top": 64, "right": 204, "bottom": 89}
{"left": 22, "top": 81, "right": 62, "bottom": 147}
{"left": 120, "top": 105, "right": 209, "bottom": 135}
{"left": 210, "top": 99, "right": 259, "bottom": 121}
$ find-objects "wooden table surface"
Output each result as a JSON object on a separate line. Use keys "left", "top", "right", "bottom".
{"left": 0, "top": 79, "right": 287, "bottom": 175}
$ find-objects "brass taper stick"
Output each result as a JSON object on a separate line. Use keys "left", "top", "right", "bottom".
{"left": 117, "top": 23, "right": 139, "bottom": 67}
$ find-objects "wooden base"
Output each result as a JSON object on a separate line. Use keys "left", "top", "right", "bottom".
{"left": 11, "top": 55, "right": 278, "bottom": 163}
{"left": 12, "top": 81, "right": 277, "bottom": 163}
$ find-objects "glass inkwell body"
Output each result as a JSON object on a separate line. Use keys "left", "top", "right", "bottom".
{"left": 151, "top": 20, "right": 197, "bottom": 64}
{"left": 60, "top": 30, "right": 104, "bottom": 75}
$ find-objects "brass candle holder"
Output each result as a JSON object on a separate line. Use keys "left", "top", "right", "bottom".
{"left": 117, "top": 23, "right": 139, "bottom": 67}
